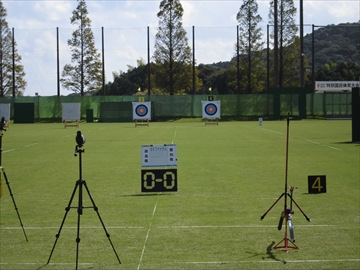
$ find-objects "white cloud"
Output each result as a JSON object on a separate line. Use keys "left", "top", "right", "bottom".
{"left": 2, "top": 0, "right": 359, "bottom": 96}
{"left": 33, "top": 1, "right": 73, "bottom": 23}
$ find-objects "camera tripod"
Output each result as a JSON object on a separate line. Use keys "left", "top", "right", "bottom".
{"left": 0, "top": 120, "right": 28, "bottom": 241}
{"left": 47, "top": 141, "right": 121, "bottom": 269}
{"left": 260, "top": 114, "right": 311, "bottom": 252}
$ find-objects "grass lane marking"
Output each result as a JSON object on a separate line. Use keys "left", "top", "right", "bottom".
{"left": 1, "top": 226, "right": 145, "bottom": 230}
{"left": 185, "top": 259, "right": 360, "bottom": 264}
{"left": 137, "top": 196, "right": 159, "bottom": 270}
{"left": 172, "top": 126, "right": 178, "bottom": 144}
{"left": 24, "top": 143, "right": 39, "bottom": 147}
{"left": 3, "top": 149, "right": 15, "bottom": 153}
{"left": 1, "top": 224, "right": 344, "bottom": 230}
{"left": 260, "top": 128, "right": 283, "bottom": 135}
{"left": 306, "top": 139, "right": 342, "bottom": 151}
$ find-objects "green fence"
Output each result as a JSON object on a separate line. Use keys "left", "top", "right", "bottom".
{"left": 0, "top": 93, "right": 352, "bottom": 121}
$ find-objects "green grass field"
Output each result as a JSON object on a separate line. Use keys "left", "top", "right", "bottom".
{"left": 0, "top": 119, "right": 359, "bottom": 270}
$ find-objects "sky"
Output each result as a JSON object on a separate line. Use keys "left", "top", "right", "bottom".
{"left": 2, "top": 0, "right": 359, "bottom": 96}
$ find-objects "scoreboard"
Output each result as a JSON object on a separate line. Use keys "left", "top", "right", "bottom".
{"left": 141, "top": 144, "right": 177, "bottom": 192}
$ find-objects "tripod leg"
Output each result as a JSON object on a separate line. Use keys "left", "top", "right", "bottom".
{"left": 2, "top": 170, "right": 28, "bottom": 242}
{"left": 83, "top": 181, "right": 122, "bottom": 264}
{"left": 47, "top": 181, "right": 79, "bottom": 265}
{"left": 288, "top": 194, "right": 311, "bottom": 222}
{"left": 260, "top": 193, "right": 285, "bottom": 220}
{"left": 75, "top": 201, "right": 81, "bottom": 270}
{"left": 75, "top": 180, "right": 84, "bottom": 270}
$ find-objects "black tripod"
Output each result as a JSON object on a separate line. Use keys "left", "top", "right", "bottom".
{"left": 47, "top": 133, "right": 121, "bottom": 269}
{"left": 260, "top": 114, "right": 311, "bottom": 252}
{"left": 0, "top": 118, "right": 28, "bottom": 241}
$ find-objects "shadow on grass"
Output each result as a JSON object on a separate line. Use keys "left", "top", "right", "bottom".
{"left": 120, "top": 193, "right": 173, "bottom": 197}
{"left": 36, "top": 264, "right": 96, "bottom": 270}
{"left": 36, "top": 264, "right": 47, "bottom": 270}
{"left": 334, "top": 141, "right": 360, "bottom": 145}
{"left": 262, "top": 241, "right": 287, "bottom": 264}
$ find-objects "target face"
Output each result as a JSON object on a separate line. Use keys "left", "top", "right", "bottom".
{"left": 202, "top": 101, "right": 220, "bottom": 119}
{"left": 132, "top": 102, "right": 151, "bottom": 120}
{"left": 135, "top": 105, "right": 148, "bottom": 117}
{"left": 204, "top": 103, "right": 217, "bottom": 116}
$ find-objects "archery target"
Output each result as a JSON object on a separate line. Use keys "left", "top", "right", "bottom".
{"left": 0, "top": 103, "right": 10, "bottom": 121}
{"left": 62, "top": 103, "right": 80, "bottom": 121}
{"left": 202, "top": 101, "right": 220, "bottom": 119}
{"left": 133, "top": 102, "right": 151, "bottom": 120}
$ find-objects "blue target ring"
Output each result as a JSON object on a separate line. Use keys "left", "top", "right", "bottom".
{"left": 135, "top": 104, "right": 148, "bottom": 117}
{"left": 204, "top": 103, "right": 217, "bottom": 116}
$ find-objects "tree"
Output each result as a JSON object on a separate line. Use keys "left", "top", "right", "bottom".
{"left": 153, "top": 0, "right": 201, "bottom": 95}
{"left": 0, "top": 1, "right": 26, "bottom": 97}
{"left": 268, "top": 0, "right": 299, "bottom": 87}
{"left": 236, "top": 0, "right": 266, "bottom": 93}
{"left": 315, "top": 60, "right": 360, "bottom": 81}
{"left": 61, "top": 0, "right": 102, "bottom": 96}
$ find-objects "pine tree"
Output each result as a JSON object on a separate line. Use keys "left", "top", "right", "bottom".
{"left": 0, "top": 1, "right": 26, "bottom": 97}
{"left": 268, "top": 0, "right": 299, "bottom": 87}
{"left": 236, "top": 0, "right": 266, "bottom": 93}
{"left": 61, "top": 0, "right": 102, "bottom": 96}
{"left": 153, "top": 0, "right": 200, "bottom": 95}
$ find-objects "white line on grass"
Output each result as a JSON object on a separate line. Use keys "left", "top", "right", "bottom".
{"left": 260, "top": 128, "right": 283, "bottom": 135}
{"left": 305, "top": 139, "right": 342, "bottom": 151}
{"left": 24, "top": 143, "right": 38, "bottom": 147}
{"left": 2, "top": 224, "right": 341, "bottom": 230}
{"left": 137, "top": 196, "right": 160, "bottom": 270}
{"left": 306, "top": 139, "right": 320, "bottom": 145}
{"left": 185, "top": 259, "right": 360, "bottom": 264}
{"left": 3, "top": 149, "right": 15, "bottom": 153}
{"left": 172, "top": 126, "right": 178, "bottom": 144}
{"left": 0, "top": 224, "right": 348, "bottom": 232}
{"left": 157, "top": 224, "right": 338, "bottom": 229}
{"left": 0, "top": 263, "right": 94, "bottom": 266}
{"left": 1, "top": 226, "right": 145, "bottom": 230}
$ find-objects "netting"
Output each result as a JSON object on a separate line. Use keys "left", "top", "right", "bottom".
{"left": 0, "top": 93, "right": 352, "bottom": 121}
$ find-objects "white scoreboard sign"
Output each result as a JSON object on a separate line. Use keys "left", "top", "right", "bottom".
{"left": 141, "top": 144, "right": 177, "bottom": 167}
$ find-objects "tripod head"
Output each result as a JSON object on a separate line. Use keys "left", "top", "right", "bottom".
{"left": 74, "top": 131, "right": 85, "bottom": 156}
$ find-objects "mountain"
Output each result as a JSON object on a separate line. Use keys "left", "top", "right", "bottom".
{"left": 301, "top": 22, "right": 358, "bottom": 70}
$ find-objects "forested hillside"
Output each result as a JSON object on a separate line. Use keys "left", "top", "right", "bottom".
{"left": 303, "top": 22, "right": 360, "bottom": 70}
{"left": 100, "top": 22, "right": 359, "bottom": 95}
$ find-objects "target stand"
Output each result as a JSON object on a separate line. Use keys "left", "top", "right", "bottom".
{"left": 204, "top": 118, "right": 219, "bottom": 126}
{"left": 135, "top": 119, "right": 149, "bottom": 127}
{"left": 64, "top": 120, "right": 80, "bottom": 128}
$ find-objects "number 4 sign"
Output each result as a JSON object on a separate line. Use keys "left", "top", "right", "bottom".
{"left": 308, "top": 175, "right": 327, "bottom": 193}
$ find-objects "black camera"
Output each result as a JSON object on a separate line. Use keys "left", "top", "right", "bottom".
{"left": 76, "top": 131, "right": 86, "bottom": 147}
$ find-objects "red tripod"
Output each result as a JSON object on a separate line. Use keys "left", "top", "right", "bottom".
{"left": 260, "top": 114, "right": 311, "bottom": 252}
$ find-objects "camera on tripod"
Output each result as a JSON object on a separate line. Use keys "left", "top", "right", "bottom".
{"left": 74, "top": 131, "right": 86, "bottom": 156}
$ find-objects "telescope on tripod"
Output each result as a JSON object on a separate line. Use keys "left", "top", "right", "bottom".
{"left": 47, "top": 131, "right": 121, "bottom": 269}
